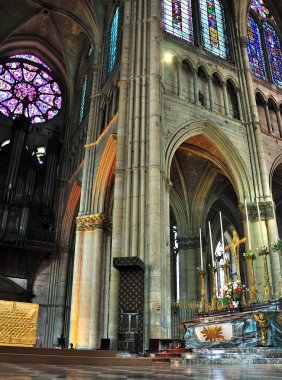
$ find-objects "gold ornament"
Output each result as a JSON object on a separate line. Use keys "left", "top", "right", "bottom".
{"left": 201, "top": 325, "right": 225, "bottom": 342}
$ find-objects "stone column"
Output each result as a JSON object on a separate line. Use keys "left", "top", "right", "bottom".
{"left": 108, "top": 0, "right": 132, "bottom": 349}
{"left": 147, "top": 0, "right": 165, "bottom": 340}
{"left": 208, "top": 75, "right": 214, "bottom": 111}
{"left": 240, "top": 38, "right": 271, "bottom": 200}
{"left": 264, "top": 102, "right": 272, "bottom": 133}
{"left": 192, "top": 69, "right": 199, "bottom": 105}
{"left": 70, "top": 214, "right": 108, "bottom": 349}
{"left": 264, "top": 202, "right": 280, "bottom": 297}
{"left": 236, "top": 88, "right": 243, "bottom": 121}
{"left": 276, "top": 108, "right": 282, "bottom": 137}
{"left": 222, "top": 82, "right": 230, "bottom": 117}
{"left": 178, "top": 236, "right": 200, "bottom": 301}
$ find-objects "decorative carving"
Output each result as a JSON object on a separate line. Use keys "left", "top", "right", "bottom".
{"left": 76, "top": 214, "right": 109, "bottom": 232}
{"left": 0, "top": 300, "right": 39, "bottom": 347}
{"left": 239, "top": 201, "right": 274, "bottom": 221}
{"left": 254, "top": 313, "right": 270, "bottom": 345}
{"left": 179, "top": 235, "right": 200, "bottom": 249}
{"left": 201, "top": 325, "right": 225, "bottom": 342}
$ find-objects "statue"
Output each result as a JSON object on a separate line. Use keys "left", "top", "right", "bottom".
{"left": 254, "top": 313, "right": 270, "bottom": 345}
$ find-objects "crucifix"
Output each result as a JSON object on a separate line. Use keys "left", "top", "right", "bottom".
{"left": 225, "top": 231, "right": 247, "bottom": 283}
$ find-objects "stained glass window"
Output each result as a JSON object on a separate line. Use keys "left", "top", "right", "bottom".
{"left": 250, "top": 0, "right": 270, "bottom": 18}
{"left": 246, "top": 16, "right": 267, "bottom": 80}
{"left": 79, "top": 74, "right": 88, "bottom": 123}
{"left": 199, "top": 0, "right": 229, "bottom": 59}
{"left": 263, "top": 23, "right": 282, "bottom": 87}
{"left": 162, "top": 0, "right": 194, "bottom": 44}
{"left": 0, "top": 54, "right": 62, "bottom": 124}
{"left": 108, "top": 7, "right": 119, "bottom": 73}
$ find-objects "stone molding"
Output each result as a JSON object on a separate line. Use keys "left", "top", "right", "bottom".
{"left": 239, "top": 202, "right": 274, "bottom": 222}
{"left": 76, "top": 213, "right": 109, "bottom": 232}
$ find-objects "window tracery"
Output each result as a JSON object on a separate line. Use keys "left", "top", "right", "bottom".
{"left": 247, "top": 0, "right": 282, "bottom": 88}
{"left": 162, "top": 1, "right": 229, "bottom": 59}
{"left": 199, "top": 0, "right": 229, "bottom": 59}
{"left": 162, "top": 0, "right": 194, "bottom": 44}
{"left": 0, "top": 54, "right": 62, "bottom": 124}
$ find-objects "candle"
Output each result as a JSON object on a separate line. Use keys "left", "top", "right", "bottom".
{"left": 245, "top": 198, "right": 252, "bottom": 250}
{"left": 208, "top": 221, "right": 215, "bottom": 266}
{"left": 257, "top": 199, "right": 264, "bottom": 246}
{"left": 219, "top": 211, "right": 226, "bottom": 264}
{"left": 199, "top": 228, "right": 203, "bottom": 269}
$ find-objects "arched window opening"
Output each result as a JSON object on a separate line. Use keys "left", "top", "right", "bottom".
{"left": 212, "top": 74, "right": 224, "bottom": 113}
{"left": 0, "top": 54, "right": 62, "bottom": 124}
{"left": 181, "top": 60, "right": 194, "bottom": 101}
{"left": 197, "top": 67, "right": 209, "bottom": 106}
{"left": 164, "top": 56, "right": 178, "bottom": 95}
{"left": 226, "top": 80, "right": 240, "bottom": 120}
{"left": 108, "top": 7, "right": 120, "bottom": 73}
{"left": 268, "top": 99, "right": 278, "bottom": 135}
{"left": 162, "top": 0, "right": 194, "bottom": 44}
{"left": 247, "top": 0, "right": 282, "bottom": 88}
{"left": 198, "top": 0, "right": 229, "bottom": 59}
{"left": 255, "top": 93, "right": 268, "bottom": 132}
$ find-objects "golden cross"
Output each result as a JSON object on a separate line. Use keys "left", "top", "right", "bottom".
{"left": 225, "top": 231, "right": 247, "bottom": 253}
{"left": 225, "top": 231, "right": 247, "bottom": 283}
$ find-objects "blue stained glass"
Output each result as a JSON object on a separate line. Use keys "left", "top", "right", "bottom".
{"left": 79, "top": 74, "right": 88, "bottom": 123}
{"left": 162, "top": 0, "right": 194, "bottom": 44}
{"left": 263, "top": 23, "right": 282, "bottom": 87}
{"left": 246, "top": 16, "right": 267, "bottom": 80}
{"left": 108, "top": 7, "right": 119, "bottom": 73}
{"left": 199, "top": 0, "right": 229, "bottom": 59}
{"left": 250, "top": 0, "right": 270, "bottom": 18}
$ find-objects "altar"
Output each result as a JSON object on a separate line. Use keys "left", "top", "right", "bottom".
{"left": 183, "top": 299, "right": 282, "bottom": 349}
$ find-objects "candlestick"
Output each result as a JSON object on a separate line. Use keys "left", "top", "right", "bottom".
{"left": 199, "top": 228, "right": 203, "bottom": 269}
{"left": 245, "top": 198, "right": 252, "bottom": 250}
{"left": 208, "top": 221, "right": 214, "bottom": 266}
{"left": 219, "top": 211, "right": 226, "bottom": 264}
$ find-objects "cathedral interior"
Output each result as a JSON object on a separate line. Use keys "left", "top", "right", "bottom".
{"left": 1, "top": 0, "right": 282, "bottom": 355}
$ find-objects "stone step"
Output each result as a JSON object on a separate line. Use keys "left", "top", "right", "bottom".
{"left": 182, "top": 347, "right": 282, "bottom": 365}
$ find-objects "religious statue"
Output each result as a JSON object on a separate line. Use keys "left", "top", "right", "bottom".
{"left": 254, "top": 313, "right": 270, "bottom": 345}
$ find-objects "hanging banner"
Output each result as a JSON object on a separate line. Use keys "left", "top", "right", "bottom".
{"left": 0, "top": 300, "right": 39, "bottom": 347}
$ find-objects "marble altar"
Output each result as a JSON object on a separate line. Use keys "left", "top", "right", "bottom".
{"left": 183, "top": 299, "right": 282, "bottom": 349}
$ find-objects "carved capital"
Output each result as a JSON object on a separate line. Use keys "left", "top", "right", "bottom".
{"left": 76, "top": 213, "right": 109, "bottom": 232}
{"left": 239, "top": 201, "right": 275, "bottom": 222}
{"left": 179, "top": 235, "right": 200, "bottom": 249}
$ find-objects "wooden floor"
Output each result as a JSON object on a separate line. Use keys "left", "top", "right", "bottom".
{"left": 0, "top": 346, "right": 159, "bottom": 366}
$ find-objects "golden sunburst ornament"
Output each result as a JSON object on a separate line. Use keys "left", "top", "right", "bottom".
{"left": 201, "top": 325, "right": 225, "bottom": 342}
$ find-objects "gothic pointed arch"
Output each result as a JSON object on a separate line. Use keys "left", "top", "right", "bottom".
{"left": 165, "top": 120, "right": 253, "bottom": 202}
{"left": 92, "top": 133, "right": 117, "bottom": 213}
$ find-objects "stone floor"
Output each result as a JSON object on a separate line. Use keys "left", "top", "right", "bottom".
{"left": 1, "top": 362, "right": 282, "bottom": 379}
